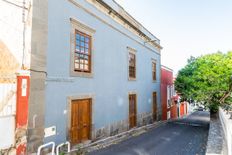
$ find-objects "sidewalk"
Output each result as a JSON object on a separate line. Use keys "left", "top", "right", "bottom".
{"left": 206, "top": 117, "right": 227, "bottom": 155}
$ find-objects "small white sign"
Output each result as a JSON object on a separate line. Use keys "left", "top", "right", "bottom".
{"left": 21, "top": 79, "right": 27, "bottom": 97}
{"left": 44, "top": 126, "right": 56, "bottom": 138}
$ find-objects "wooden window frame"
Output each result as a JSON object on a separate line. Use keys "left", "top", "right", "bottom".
{"left": 127, "top": 47, "right": 136, "bottom": 80}
{"left": 151, "top": 59, "right": 157, "bottom": 82}
{"left": 70, "top": 18, "right": 95, "bottom": 78}
{"left": 74, "top": 30, "right": 92, "bottom": 73}
{"left": 152, "top": 61, "right": 157, "bottom": 81}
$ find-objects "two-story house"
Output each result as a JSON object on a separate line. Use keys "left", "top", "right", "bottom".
{"left": 0, "top": 0, "right": 163, "bottom": 153}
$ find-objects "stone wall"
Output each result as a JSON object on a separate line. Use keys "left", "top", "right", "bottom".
{"left": 219, "top": 107, "right": 232, "bottom": 155}
{"left": 27, "top": 0, "right": 48, "bottom": 153}
{"left": 93, "top": 112, "right": 153, "bottom": 141}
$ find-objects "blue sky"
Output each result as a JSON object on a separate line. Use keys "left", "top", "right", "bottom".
{"left": 115, "top": 0, "right": 232, "bottom": 75}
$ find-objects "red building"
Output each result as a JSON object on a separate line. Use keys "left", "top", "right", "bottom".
{"left": 161, "top": 66, "right": 178, "bottom": 120}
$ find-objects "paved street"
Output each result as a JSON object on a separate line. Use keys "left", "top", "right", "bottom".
{"left": 88, "top": 111, "right": 210, "bottom": 155}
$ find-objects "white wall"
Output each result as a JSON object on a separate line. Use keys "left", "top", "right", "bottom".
{"left": 0, "top": 0, "right": 31, "bottom": 68}
{"left": 0, "top": 115, "right": 15, "bottom": 149}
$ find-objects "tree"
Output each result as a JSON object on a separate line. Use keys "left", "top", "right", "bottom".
{"left": 175, "top": 51, "right": 232, "bottom": 112}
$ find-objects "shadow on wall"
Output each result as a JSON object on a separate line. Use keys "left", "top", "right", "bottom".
{"left": 0, "top": 40, "right": 19, "bottom": 152}
{"left": 0, "top": 40, "right": 19, "bottom": 82}
{"left": 0, "top": 40, "right": 18, "bottom": 113}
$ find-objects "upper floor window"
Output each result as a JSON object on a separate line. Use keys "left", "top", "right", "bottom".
{"left": 152, "top": 62, "right": 156, "bottom": 81}
{"left": 127, "top": 47, "right": 136, "bottom": 80}
{"left": 70, "top": 18, "right": 95, "bottom": 77}
{"left": 74, "top": 30, "right": 91, "bottom": 73}
{"left": 129, "top": 52, "right": 136, "bottom": 79}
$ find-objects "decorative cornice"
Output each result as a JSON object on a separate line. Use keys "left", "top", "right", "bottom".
{"left": 70, "top": 18, "right": 96, "bottom": 34}
{"left": 68, "top": 0, "right": 161, "bottom": 54}
{"left": 87, "top": 0, "right": 162, "bottom": 50}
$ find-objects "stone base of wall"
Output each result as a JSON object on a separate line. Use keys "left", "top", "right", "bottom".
{"left": 93, "top": 112, "right": 153, "bottom": 141}
{"left": 137, "top": 112, "right": 153, "bottom": 127}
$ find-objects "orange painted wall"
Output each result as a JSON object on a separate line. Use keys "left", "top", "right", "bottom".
{"left": 179, "top": 102, "right": 188, "bottom": 117}
{"left": 170, "top": 103, "right": 178, "bottom": 119}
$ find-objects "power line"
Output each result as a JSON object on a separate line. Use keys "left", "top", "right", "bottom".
{"left": 1, "top": 0, "right": 28, "bottom": 10}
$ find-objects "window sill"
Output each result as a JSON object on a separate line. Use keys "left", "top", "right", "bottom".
{"left": 70, "top": 71, "right": 93, "bottom": 78}
{"left": 128, "top": 77, "right": 136, "bottom": 81}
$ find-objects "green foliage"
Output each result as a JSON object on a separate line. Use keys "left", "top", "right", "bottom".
{"left": 175, "top": 51, "right": 232, "bottom": 111}
{"left": 208, "top": 102, "right": 219, "bottom": 113}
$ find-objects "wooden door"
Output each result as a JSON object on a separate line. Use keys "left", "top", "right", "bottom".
{"left": 70, "top": 99, "right": 91, "bottom": 144}
{"left": 129, "top": 94, "right": 137, "bottom": 129}
{"left": 153, "top": 92, "right": 157, "bottom": 121}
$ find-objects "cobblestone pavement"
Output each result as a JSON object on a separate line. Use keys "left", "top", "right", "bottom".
{"left": 87, "top": 111, "right": 210, "bottom": 155}
{"left": 206, "top": 117, "right": 227, "bottom": 155}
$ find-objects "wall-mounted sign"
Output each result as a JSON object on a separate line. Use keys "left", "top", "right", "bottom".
{"left": 21, "top": 79, "right": 27, "bottom": 97}
{"left": 44, "top": 126, "right": 56, "bottom": 138}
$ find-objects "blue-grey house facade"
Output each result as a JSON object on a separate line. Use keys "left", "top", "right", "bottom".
{"left": 27, "top": 0, "right": 162, "bottom": 152}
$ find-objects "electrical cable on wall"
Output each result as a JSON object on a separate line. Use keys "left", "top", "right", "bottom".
{"left": 28, "top": 69, "right": 48, "bottom": 76}
{"left": 1, "top": 0, "right": 30, "bottom": 70}
{"left": 1, "top": 0, "right": 27, "bottom": 9}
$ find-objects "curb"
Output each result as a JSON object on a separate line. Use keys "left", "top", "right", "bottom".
{"left": 205, "top": 118, "right": 226, "bottom": 155}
